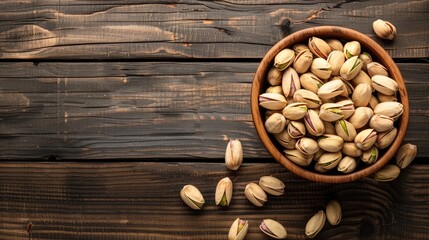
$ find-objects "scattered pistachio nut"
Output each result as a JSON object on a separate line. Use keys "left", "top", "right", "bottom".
{"left": 228, "top": 218, "right": 249, "bottom": 240}
{"left": 373, "top": 19, "right": 397, "bottom": 40}
{"left": 215, "top": 177, "right": 233, "bottom": 207}
{"left": 396, "top": 143, "right": 418, "bottom": 169}
{"left": 225, "top": 139, "right": 243, "bottom": 170}
{"left": 305, "top": 210, "right": 326, "bottom": 238}
{"left": 374, "top": 164, "right": 401, "bottom": 182}
{"left": 259, "top": 176, "right": 285, "bottom": 196}
{"left": 274, "top": 49, "right": 295, "bottom": 70}
{"left": 260, "top": 219, "right": 287, "bottom": 239}
{"left": 326, "top": 200, "right": 342, "bottom": 225}
{"left": 180, "top": 185, "right": 205, "bottom": 210}
{"left": 244, "top": 183, "right": 267, "bottom": 207}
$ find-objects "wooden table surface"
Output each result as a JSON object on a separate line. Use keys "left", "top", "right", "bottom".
{"left": 0, "top": 1, "right": 428, "bottom": 239}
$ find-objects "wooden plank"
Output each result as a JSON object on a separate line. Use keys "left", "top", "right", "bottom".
{"left": 0, "top": 62, "right": 427, "bottom": 159}
{"left": 0, "top": 162, "right": 427, "bottom": 239}
{"left": 0, "top": 0, "right": 427, "bottom": 59}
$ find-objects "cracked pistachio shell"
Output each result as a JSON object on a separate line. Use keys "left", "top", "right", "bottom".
{"left": 308, "top": 37, "right": 332, "bottom": 59}
{"left": 327, "top": 50, "right": 345, "bottom": 76}
{"left": 319, "top": 103, "right": 344, "bottom": 122}
{"left": 274, "top": 129, "right": 297, "bottom": 149}
{"left": 282, "top": 102, "right": 308, "bottom": 120}
{"left": 265, "top": 113, "right": 287, "bottom": 134}
{"left": 354, "top": 128, "right": 377, "bottom": 150}
{"left": 293, "top": 49, "right": 313, "bottom": 74}
{"left": 260, "top": 219, "right": 287, "bottom": 239}
{"left": 296, "top": 137, "right": 320, "bottom": 155}
{"left": 375, "top": 127, "right": 397, "bottom": 149}
{"left": 266, "top": 85, "right": 284, "bottom": 95}
{"left": 318, "top": 134, "right": 344, "bottom": 152}
{"left": 369, "top": 114, "right": 394, "bottom": 132}
{"left": 341, "top": 142, "right": 362, "bottom": 157}
{"left": 352, "top": 83, "right": 372, "bottom": 107}
{"left": 304, "top": 109, "right": 325, "bottom": 136}
{"left": 300, "top": 73, "right": 324, "bottom": 94}
{"left": 284, "top": 149, "right": 313, "bottom": 167}
{"left": 305, "top": 210, "right": 326, "bottom": 238}
{"left": 396, "top": 143, "right": 418, "bottom": 169}
{"left": 359, "top": 52, "right": 373, "bottom": 71}
{"left": 323, "top": 121, "right": 336, "bottom": 135}
{"left": 337, "top": 156, "right": 358, "bottom": 173}
{"left": 374, "top": 102, "right": 403, "bottom": 121}
{"left": 259, "top": 176, "right": 285, "bottom": 196}
{"left": 377, "top": 92, "right": 397, "bottom": 103}
{"left": 351, "top": 70, "right": 373, "bottom": 91}
{"left": 225, "top": 139, "right": 243, "bottom": 170}
{"left": 287, "top": 120, "right": 306, "bottom": 139}
{"left": 373, "top": 19, "right": 397, "bottom": 40}
{"left": 293, "top": 89, "right": 322, "bottom": 109}
{"left": 244, "top": 183, "right": 267, "bottom": 207}
{"left": 228, "top": 218, "right": 249, "bottom": 240}
{"left": 374, "top": 164, "right": 401, "bottom": 182}
{"left": 318, "top": 79, "right": 344, "bottom": 99}
{"left": 282, "top": 67, "right": 301, "bottom": 97}
{"left": 371, "top": 75, "right": 399, "bottom": 96}
{"left": 326, "top": 39, "right": 343, "bottom": 51}
{"left": 367, "top": 62, "right": 388, "bottom": 77}
{"left": 274, "top": 49, "right": 295, "bottom": 71}
{"left": 293, "top": 43, "right": 309, "bottom": 53}
{"left": 361, "top": 146, "right": 379, "bottom": 164}
{"left": 267, "top": 67, "right": 283, "bottom": 86}
{"left": 336, "top": 99, "right": 355, "bottom": 119}
{"left": 340, "top": 56, "right": 363, "bottom": 80}
{"left": 369, "top": 95, "right": 380, "bottom": 110}
{"left": 180, "top": 185, "right": 205, "bottom": 210}
{"left": 215, "top": 177, "right": 233, "bottom": 207}
{"left": 335, "top": 120, "right": 357, "bottom": 141}
{"left": 326, "top": 200, "right": 342, "bottom": 225}
{"left": 318, "top": 151, "right": 342, "bottom": 170}
{"left": 311, "top": 58, "right": 332, "bottom": 80}
{"left": 259, "top": 93, "right": 288, "bottom": 110}
{"left": 349, "top": 107, "right": 374, "bottom": 129}
{"left": 343, "top": 41, "right": 361, "bottom": 59}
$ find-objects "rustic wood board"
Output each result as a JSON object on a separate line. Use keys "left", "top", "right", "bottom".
{"left": 0, "top": 162, "right": 427, "bottom": 240}
{"left": 0, "top": 0, "right": 427, "bottom": 59}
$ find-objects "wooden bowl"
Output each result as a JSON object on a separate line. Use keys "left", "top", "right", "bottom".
{"left": 251, "top": 26, "right": 409, "bottom": 183}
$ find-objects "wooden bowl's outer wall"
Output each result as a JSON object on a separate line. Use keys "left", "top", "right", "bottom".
{"left": 251, "top": 26, "right": 409, "bottom": 183}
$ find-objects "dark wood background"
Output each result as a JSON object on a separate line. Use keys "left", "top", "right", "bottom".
{"left": 0, "top": 0, "right": 428, "bottom": 239}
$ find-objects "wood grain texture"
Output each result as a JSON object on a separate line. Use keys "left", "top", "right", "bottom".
{"left": 0, "top": 62, "right": 427, "bottom": 160}
{"left": 0, "top": 162, "right": 427, "bottom": 240}
{"left": 0, "top": 0, "right": 427, "bottom": 59}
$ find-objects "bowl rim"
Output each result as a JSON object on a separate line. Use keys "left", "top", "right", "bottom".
{"left": 251, "top": 26, "right": 409, "bottom": 183}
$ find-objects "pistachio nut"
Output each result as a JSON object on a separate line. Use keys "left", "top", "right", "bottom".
{"left": 340, "top": 56, "right": 363, "bottom": 80}
{"left": 325, "top": 39, "right": 343, "bottom": 52}
{"left": 318, "top": 79, "right": 344, "bottom": 99}
{"left": 341, "top": 79, "right": 355, "bottom": 97}
{"left": 352, "top": 83, "right": 372, "bottom": 107}
{"left": 350, "top": 70, "right": 373, "bottom": 91}
{"left": 296, "top": 137, "right": 320, "bottom": 155}
{"left": 326, "top": 200, "right": 342, "bottom": 225}
{"left": 260, "top": 219, "right": 287, "bottom": 239}
{"left": 369, "top": 114, "right": 394, "bottom": 132}
{"left": 282, "top": 67, "right": 301, "bottom": 97}
{"left": 367, "top": 62, "right": 389, "bottom": 77}
{"left": 274, "top": 49, "right": 295, "bottom": 71}
{"left": 304, "top": 110, "right": 325, "bottom": 136}
{"left": 274, "top": 129, "right": 297, "bottom": 150}
{"left": 327, "top": 50, "right": 345, "bottom": 76}
{"left": 359, "top": 52, "right": 373, "bottom": 72}
{"left": 373, "top": 19, "right": 397, "bottom": 40}
{"left": 293, "top": 43, "right": 309, "bottom": 53}
{"left": 361, "top": 146, "right": 379, "bottom": 164}
{"left": 259, "top": 93, "right": 288, "bottom": 110}
{"left": 299, "top": 73, "right": 324, "bottom": 94}
{"left": 287, "top": 120, "right": 306, "bottom": 139}
{"left": 317, "top": 134, "right": 344, "bottom": 152}
{"left": 371, "top": 75, "right": 398, "bottom": 96}
{"left": 314, "top": 162, "right": 330, "bottom": 173}
{"left": 305, "top": 210, "right": 326, "bottom": 238}
{"left": 349, "top": 107, "right": 374, "bottom": 129}
{"left": 323, "top": 121, "right": 336, "bottom": 135}
{"left": 265, "top": 110, "right": 282, "bottom": 120}
{"left": 265, "top": 113, "right": 287, "bottom": 133}
{"left": 267, "top": 67, "right": 283, "bottom": 86}
{"left": 314, "top": 148, "right": 325, "bottom": 161}
{"left": 375, "top": 127, "right": 397, "bottom": 149}
{"left": 319, "top": 103, "right": 344, "bottom": 122}
{"left": 228, "top": 218, "right": 249, "bottom": 240}
{"left": 374, "top": 164, "right": 401, "bottom": 182}
{"left": 368, "top": 95, "right": 380, "bottom": 110}
{"left": 308, "top": 37, "right": 332, "bottom": 59}
{"left": 180, "top": 185, "right": 205, "bottom": 210}
{"left": 244, "top": 183, "right": 267, "bottom": 207}
{"left": 396, "top": 143, "right": 418, "bottom": 169}
{"left": 318, "top": 151, "right": 342, "bottom": 170}
{"left": 337, "top": 156, "right": 358, "bottom": 173}
{"left": 265, "top": 86, "right": 283, "bottom": 95}
{"left": 293, "top": 89, "right": 322, "bottom": 109}
{"left": 215, "top": 177, "right": 233, "bottom": 207}
{"left": 354, "top": 128, "right": 377, "bottom": 150}
{"left": 282, "top": 102, "right": 308, "bottom": 120}
{"left": 336, "top": 99, "right": 355, "bottom": 119}
{"left": 341, "top": 142, "right": 363, "bottom": 157}
{"left": 374, "top": 102, "right": 403, "bottom": 121}
{"left": 225, "top": 139, "right": 243, "bottom": 170}
{"left": 335, "top": 120, "right": 357, "bottom": 141}
{"left": 293, "top": 49, "right": 313, "bottom": 74}
{"left": 311, "top": 58, "right": 332, "bottom": 80}
{"left": 377, "top": 92, "right": 397, "bottom": 102}
{"left": 259, "top": 176, "right": 285, "bottom": 196}
{"left": 343, "top": 41, "right": 361, "bottom": 59}
{"left": 284, "top": 149, "right": 313, "bottom": 167}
